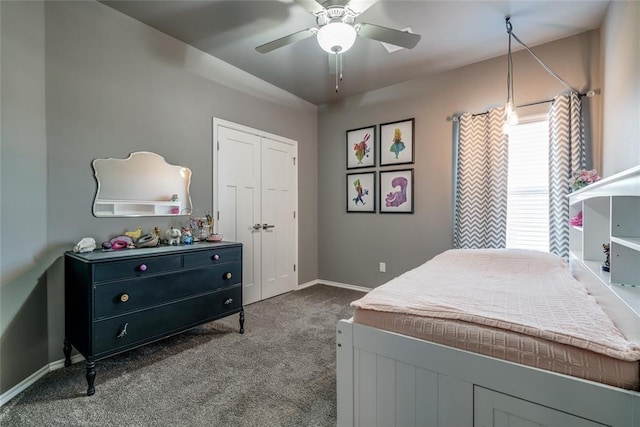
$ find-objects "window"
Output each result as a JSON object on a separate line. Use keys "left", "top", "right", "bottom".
{"left": 505, "top": 117, "right": 549, "bottom": 252}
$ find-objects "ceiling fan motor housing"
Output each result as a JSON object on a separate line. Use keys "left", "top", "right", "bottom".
{"left": 317, "top": 6, "right": 356, "bottom": 27}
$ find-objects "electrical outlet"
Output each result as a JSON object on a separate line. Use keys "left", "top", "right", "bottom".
{"left": 379, "top": 262, "right": 386, "bottom": 273}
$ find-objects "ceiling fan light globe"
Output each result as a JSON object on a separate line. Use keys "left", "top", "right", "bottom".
{"left": 317, "top": 22, "right": 357, "bottom": 54}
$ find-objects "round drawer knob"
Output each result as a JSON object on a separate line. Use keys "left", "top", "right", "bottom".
{"left": 139, "top": 264, "right": 147, "bottom": 271}
{"left": 120, "top": 293, "right": 129, "bottom": 303}
{"left": 212, "top": 254, "right": 220, "bottom": 261}
{"left": 224, "top": 272, "right": 232, "bottom": 280}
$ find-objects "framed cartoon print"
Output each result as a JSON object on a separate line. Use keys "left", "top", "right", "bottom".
{"left": 379, "top": 118, "right": 414, "bottom": 166}
{"left": 379, "top": 169, "right": 414, "bottom": 213}
{"left": 347, "top": 172, "right": 376, "bottom": 213}
{"left": 346, "top": 125, "right": 376, "bottom": 169}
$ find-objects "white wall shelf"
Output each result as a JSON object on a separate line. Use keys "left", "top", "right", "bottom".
{"left": 93, "top": 199, "right": 182, "bottom": 217}
{"left": 611, "top": 236, "right": 640, "bottom": 251}
{"left": 569, "top": 165, "right": 640, "bottom": 331}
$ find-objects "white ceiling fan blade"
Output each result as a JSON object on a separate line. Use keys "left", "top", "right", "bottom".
{"left": 346, "top": 0, "right": 378, "bottom": 15}
{"left": 357, "top": 23, "right": 421, "bottom": 49}
{"left": 255, "top": 28, "right": 318, "bottom": 53}
{"left": 293, "top": 0, "right": 326, "bottom": 15}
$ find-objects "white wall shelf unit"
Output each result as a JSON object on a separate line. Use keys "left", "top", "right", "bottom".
{"left": 568, "top": 165, "right": 640, "bottom": 322}
{"left": 93, "top": 199, "right": 182, "bottom": 217}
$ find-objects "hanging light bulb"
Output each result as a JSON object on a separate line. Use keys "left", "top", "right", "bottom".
{"left": 503, "top": 101, "right": 520, "bottom": 134}
{"left": 317, "top": 22, "right": 357, "bottom": 54}
{"left": 506, "top": 100, "right": 520, "bottom": 126}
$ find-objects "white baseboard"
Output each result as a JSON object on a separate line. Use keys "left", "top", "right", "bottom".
{"left": 297, "top": 279, "right": 321, "bottom": 290}
{"left": 298, "top": 279, "right": 371, "bottom": 294}
{"left": 0, "top": 354, "right": 84, "bottom": 407}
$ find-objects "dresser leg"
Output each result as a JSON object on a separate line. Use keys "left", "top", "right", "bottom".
{"left": 239, "top": 309, "right": 245, "bottom": 334}
{"left": 63, "top": 339, "right": 72, "bottom": 367}
{"left": 85, "top": 358, "right": 96, "bottom": 396}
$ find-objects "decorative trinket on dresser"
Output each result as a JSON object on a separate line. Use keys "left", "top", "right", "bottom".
{"left": 124, "top": 227, "right": 143, "bottom": 240}
{"left": 108, "top": 235, "right": 134, "bottom": 250}
{"left": 207, "top": 233, "right": 223, "bottom": 242}
{"left": 135, "top": 233, "right": 159, "bottom": 248}
{"left": 73, "top": 237, "right": 96, "bottom": 253}
{"left": 163, "top": 227, "right": 182, "bottom": 245}
{"left": 182, "top": 229, "right": 193, "bottom": 245}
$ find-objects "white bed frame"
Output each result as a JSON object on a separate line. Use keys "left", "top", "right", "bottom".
{"left": 337, "top": 317, "right": 639, "bottom": 426}
{"left": 337, "top": 166, "right": 640, "bottom": 427}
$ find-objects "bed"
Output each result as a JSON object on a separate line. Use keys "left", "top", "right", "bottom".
{"left": 337, "top": 249, "right": 640, "bottom": 426}
{"left": 336, "top": 165, "right": 640, "bottom": 427}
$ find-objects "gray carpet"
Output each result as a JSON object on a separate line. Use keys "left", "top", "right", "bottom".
{"left": 0, "top": 285, "right": 365, "bottom": 426}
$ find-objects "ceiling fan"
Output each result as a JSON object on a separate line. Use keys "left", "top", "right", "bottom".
{"left": 255, "top": 0, "right": 421, "bottom": 55}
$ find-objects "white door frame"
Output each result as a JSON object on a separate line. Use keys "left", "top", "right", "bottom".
{"left": 212, "top": 117, "right": 299, "bottom": 295}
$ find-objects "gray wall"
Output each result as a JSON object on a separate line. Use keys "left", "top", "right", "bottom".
{"left": 0, "top": 0, "right": 50, "bottom": 392}
{"left": 1, "top": 0, "right": 317, "bottom": 395}
{"left": 600, "top": 0, "right": 640, "bottom": 176}
{"left": 317, "top": 31, "right": 603, "bottom": 288}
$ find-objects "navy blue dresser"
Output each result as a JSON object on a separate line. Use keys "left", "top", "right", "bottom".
{"left": 64, "top": 242, "right": 243, "bottom": 395}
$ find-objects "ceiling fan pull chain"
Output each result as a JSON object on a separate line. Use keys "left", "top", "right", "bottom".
{"left": 335, "top": 53, "right": 340, "bottom": 92}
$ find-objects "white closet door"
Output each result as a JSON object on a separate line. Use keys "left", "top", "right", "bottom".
{"left": 261, "top": 137, "right": 296, "bottom": 300}
{"left": 217, "top": 125, "right": 262, "bottom": 305}
{"left": 215, "top": 120, "right": 297, "bottom": 305}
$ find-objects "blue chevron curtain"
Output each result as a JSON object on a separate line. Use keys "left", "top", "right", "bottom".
{"left": 454, "top": 107, "right": 509, "bottom": 249}
{"left": 548, "top": 91, "right": 586, "bottom": 257}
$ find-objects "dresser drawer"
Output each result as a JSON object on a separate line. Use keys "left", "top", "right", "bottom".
{"left": 93, "top": 285, "right": 242, "bottom": 356}
{"left": 93, "top": 254, "right": 181, "bottom": 283}
{"left": 183, "top": 246, "right": 241, "bottom": 269}
{"left": 94, "top": 262, "right": 242, "bottom": 319}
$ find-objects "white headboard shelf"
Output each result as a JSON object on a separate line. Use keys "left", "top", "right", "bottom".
{"left": 568, "top": 165, "right": 640, "bottom": 342}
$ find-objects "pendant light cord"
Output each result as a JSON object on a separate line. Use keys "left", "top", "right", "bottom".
{"left": 506, "top": 17, "right": 580, "bottom": 93}
{"left": 506, "top": 26, "right": 514, "bottom": 106}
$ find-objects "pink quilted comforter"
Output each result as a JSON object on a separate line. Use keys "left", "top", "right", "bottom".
{"left": 351, "top": 249, "right": 640, "bottom": 362}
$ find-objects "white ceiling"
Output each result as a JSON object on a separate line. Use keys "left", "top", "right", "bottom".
{"left": 101, "top": 0, "right": 610, "bottom": 105}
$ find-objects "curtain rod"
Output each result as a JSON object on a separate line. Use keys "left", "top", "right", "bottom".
{"left": 447, "top": 90, "right": 597, "bottom": 122}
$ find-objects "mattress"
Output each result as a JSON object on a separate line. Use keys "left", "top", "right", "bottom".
{"left": 351, "top": 249, "right": 640, "bottom": 390}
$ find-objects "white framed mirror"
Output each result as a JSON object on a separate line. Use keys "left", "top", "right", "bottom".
{"left": 92, "top": 151, "right": 192, "bottom": 217}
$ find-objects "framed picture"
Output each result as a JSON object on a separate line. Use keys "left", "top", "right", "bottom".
{"left": 346, "top": 172, "right": 376, "bottom": 213}
{"left": 379, "top": 169, "right": 414, "bottom": 214}
{"left": 379, "top": 118, "right": 414, "bottom": 166}
{"left": 346, "top": 125, "right": 376, "bottom": 169}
